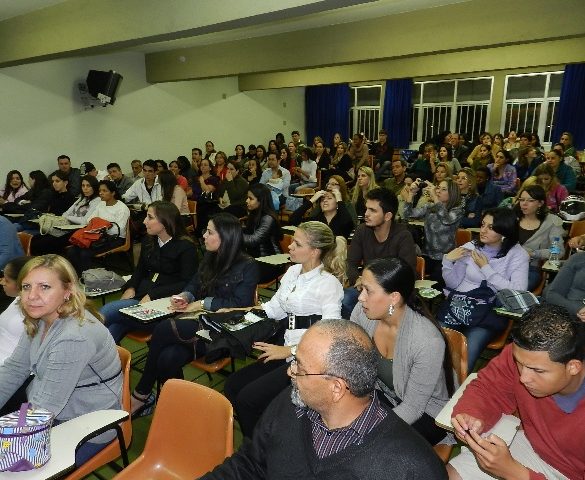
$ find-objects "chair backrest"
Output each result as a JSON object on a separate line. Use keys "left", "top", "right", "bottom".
{"left": 17, "top": 232, "right": 32, "bottom": 255}
{"left": 279, "top": 233, "right": 293, "bottom": 253}
{"left": 442, "top": 327, "right": 468, "bottom": 385}
{"left": 63, "top": 346, "right": 132, "bottom": 480}
{"left": 128, "top": 379, "right": 233, "bottom": 478}
{"left": 415, "top": 256, "right": 425, "bottom": 280}
{"left": 296, "top": 187, "right": 315, "bottom": 196}
{"left": 569, "top": 219, "right": 585, "bottom": 239}
{"left": 455, "top": 228, "right": 472, "bottom": 247}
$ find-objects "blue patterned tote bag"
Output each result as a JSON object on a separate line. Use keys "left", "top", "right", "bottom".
{"left": 0, "top": 403, "right": 54, "bottom": 472}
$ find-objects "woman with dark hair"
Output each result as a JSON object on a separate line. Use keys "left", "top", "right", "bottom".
{"left": 290, "top": 147, "right": 318, "bottom": 192}
{"left": 267, "top": 140, "right": 279, "bottom": 156}
{"left": 155, "top": 159, "right": 168, "bottom": 173}
{"left": 3, "top": 171, "right": 48, "bottom": 217}
{"left": 214, "top": 151, "right": 229, "bottom": 181}
{"left": 193, "top": 158, "right": 220, "bottom": 236}
{"left": 229, "top": 144, "right": 246, "bottom": 169}
{"left": 438, "top": 144, "right": 462, "bottom": 173}
{"left": 328, "top": 141, "right": 353, "bottom": 182}
{"left": 279, "top": 146, "right": 295, "bottom": 174}
{"left": 456, "top": 168, "right": 482, "bottom": 228}
{"left": 351, "top": 257, "right": 454, "bottom": 445}
{"left": 255, "top": 145, "right": 267, "bottom": 169}
{"left": 216, "top": 160, "right": 249, "bottom": 218}
{"left": 534, "top": 162, "right": 568, "bottom": 213}
{"left": 241, "top": 158, "right": 262, "bottom": 185}
{"left": 402, "top": 177, "right": 464, "bottom": 285}
{"left": 101, "top": 201, "right": 197, "bottom": 343}
{"left": 329, "top": 131, "right": 343, "bottom": 156}
{"left": 488, "top": 149, "right": 517, "bottom": 195}
{"left": 168, "top": 160, "right": 190, "bottom": 193}
{"left": 129, "top": 213, "right": 259, "bottom": 415}
{"left": 30, "top": 175, "right": 101, "bottom": 255}
{"left": 0, "top": 170, "right": 28, "bottom": 207}
{"left": 204, "top": 140, "right": 216, "bottom": 164}
{"left": 515, "top": 146, "right": 543, "bottom": 181}
{"left": 224, "top": 221, "right": 346, "bottom": 437}
{"left": 66, "top": 180, "right": 130, "bottom": 275}
{"left": 514, "top": 184, "right": 564, "bottom": 290}
{"left": 441, "top": 208, "right": 529, "bottom": 370}
{"left": 47, "top": 170, "right": 76, "bottom": 214}
{"left": 242, "top": 184, "right": 282, "bottom": 281}
{"left": 158, "top": 170, "right": 189, "bottom": 215}
{"left": 289, "top": 187, "right": 354, "bottom": 239}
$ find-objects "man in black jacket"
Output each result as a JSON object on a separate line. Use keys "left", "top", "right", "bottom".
{"left": 201, "top": 320, "right": 447, "bottom": 480}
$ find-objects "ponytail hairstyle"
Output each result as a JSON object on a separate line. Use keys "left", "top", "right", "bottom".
{"left": 364, "top": 257, "right": 455, "bottom": 396}
{"left": 298, "top": 221, "right": 348, "bottom": 286}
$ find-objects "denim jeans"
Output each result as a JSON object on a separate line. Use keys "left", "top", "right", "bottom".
{"left": 100, "top": 298, "right": 155, "bottom": 344}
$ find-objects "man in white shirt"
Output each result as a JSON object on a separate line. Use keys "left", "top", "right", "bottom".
{"left": 122, "top": 159, "right": 162, "bottom": 205}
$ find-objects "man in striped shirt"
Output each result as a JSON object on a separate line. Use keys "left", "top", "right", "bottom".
{"left": 201, "top": 320, "right": 446, "bottom": 479}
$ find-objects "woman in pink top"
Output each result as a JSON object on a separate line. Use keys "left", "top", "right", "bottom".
{"left": 534, "top": 163, "right": 568, "bottom": 213}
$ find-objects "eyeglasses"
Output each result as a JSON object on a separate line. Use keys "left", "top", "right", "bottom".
{"left": 288, "top": 356, "right": 336, "bottom": 379}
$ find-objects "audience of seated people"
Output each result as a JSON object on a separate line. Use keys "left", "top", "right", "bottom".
{"left": 0, "top": 127, "right": 583, "bottom": 477}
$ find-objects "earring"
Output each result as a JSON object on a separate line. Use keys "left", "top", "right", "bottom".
{"left": 64, "top": 296, "right": 70, "bottom": 301}
{"left": 388, "top": 304, "right": 395, "bottom": 317}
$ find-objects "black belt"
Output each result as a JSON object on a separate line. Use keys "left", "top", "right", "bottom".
{"left": 287, "top": 313, "right": 322, "bottom": 330}
{"left": 76, "top": 369, "right": 122, "bottom": 389}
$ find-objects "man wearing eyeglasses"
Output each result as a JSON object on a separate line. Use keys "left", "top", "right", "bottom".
{"left": 201, "top": 319, "right": 446, "bottom": 480}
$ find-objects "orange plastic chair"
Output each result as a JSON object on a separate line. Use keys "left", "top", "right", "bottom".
{"left": 415, "top": 256, "right": 425, "bottom": 280}
{"left": 113, "top": 379, "right": 233, "bottom": 479}
{"left": 17, "top": 232, "right": 32, "bottom": 255}
{"left": 434, "top": 328, "right": 468, "bottom": 463}
{"left": 486, "top": 319, "right": 514, "bottom": 351}
{"left": 455, "top": 228, "right": 472, "bottom": 247}
{"left": 64, "top": 346, "right": 132, "bottom": 479}
{"left": 279, "top": 233, "right": 293, "bottom": 253}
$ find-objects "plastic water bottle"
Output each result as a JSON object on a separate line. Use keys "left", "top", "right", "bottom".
{"left": 549, "top": 237, "right": 561, "bottom": 268}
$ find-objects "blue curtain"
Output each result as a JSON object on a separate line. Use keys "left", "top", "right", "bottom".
{"left": 382, "top": 79, "right": 413, "bottom": 148}
{"left": 553, "top": 63, "right": 585, "bottom": 149}
{"left": 305, "top": 84, "right": 350, "bottom": 148}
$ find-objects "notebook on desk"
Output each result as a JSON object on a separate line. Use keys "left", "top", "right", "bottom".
{"left": 119, "top": 297, "right": 172, "bottom": 323}
{"left": 435, "top": 373, "right": 521, "bottom": 445}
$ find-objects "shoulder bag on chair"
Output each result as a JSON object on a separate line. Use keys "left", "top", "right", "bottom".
{"left": 436, "top": 280, "right": 500, "bottom": 329}
{"left": 69, "top": 217, "right": 113, "bottom": 249}
{"left": 0, "top": 403, "right": 54, "bottom": 472}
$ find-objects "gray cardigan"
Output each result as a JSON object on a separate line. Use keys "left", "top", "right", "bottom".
{"left": 521, "top": 214, "right": 565, "bottom": 267}
{"left": 543, "top": 252, "right": 585, "bottom": 316}
{"left": 350, "top": 304, "right": 449, "bottom": 424}
{"left": 0, "top": 312, "right": 121, "bottom": 443}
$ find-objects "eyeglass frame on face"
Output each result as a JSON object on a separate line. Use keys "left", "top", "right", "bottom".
{"left": 288, "top": 355, "right": 339, "bottom": 379}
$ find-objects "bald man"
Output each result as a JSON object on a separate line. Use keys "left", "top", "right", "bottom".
{"left": 202, "top": 319, "right": 447, "bottom": 480}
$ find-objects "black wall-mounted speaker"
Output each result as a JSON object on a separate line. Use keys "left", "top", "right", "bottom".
{"left": 86, "top": 70, "right": 123, "bottom": 105}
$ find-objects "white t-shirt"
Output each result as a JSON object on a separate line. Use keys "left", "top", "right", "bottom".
{"left": 0, "top": 298, "right": 25, "bottom": 365}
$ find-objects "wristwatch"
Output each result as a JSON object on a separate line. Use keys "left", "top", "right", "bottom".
{"left": 290, "top": 345, "right": 297, "bottom": 356}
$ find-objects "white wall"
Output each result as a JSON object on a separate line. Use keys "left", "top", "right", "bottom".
{"left": 0, "top": 51, "right": 305, "bottom": 178}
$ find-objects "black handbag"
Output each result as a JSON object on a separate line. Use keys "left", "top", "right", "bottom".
{"left": 89, "top": 222, "right": 120, "bottom": 251}
{"left": 436, "top": 280, "right": 501, "bottom": 329}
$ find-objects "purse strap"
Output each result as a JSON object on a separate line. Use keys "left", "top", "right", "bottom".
{"left": 17, "top": 403, "right": 30, "bottom": 427}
